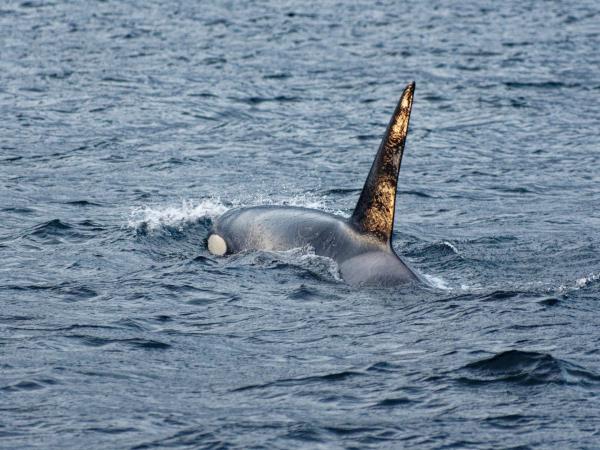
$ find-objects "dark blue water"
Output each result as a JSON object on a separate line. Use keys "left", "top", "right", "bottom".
{"left": 2, "top": 0, "right": 600, "bottom": 448}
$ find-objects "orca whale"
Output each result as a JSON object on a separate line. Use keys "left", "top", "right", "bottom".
{"left": 208, "top": 82, "right": 419, "bottom": 286}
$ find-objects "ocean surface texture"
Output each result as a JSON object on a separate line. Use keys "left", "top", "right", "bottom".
{"left": 1, "top": 1, "right": 599, "bottom": 448}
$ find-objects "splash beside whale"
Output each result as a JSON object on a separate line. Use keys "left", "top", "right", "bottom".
{"left": 209, "top": 82, "right": 419, "bottom": 286}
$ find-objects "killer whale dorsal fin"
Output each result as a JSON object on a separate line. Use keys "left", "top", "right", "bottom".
{"left": 350, "top": 82, "right": 415, "bottom": 244}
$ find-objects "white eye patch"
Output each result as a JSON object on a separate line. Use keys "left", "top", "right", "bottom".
{"left": 207, "top": 234, "right": 227, "bottom": 256}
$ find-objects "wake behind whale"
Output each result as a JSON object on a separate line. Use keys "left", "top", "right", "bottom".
{"left": 209, "top": 82, "right": 419, "bottom": 286}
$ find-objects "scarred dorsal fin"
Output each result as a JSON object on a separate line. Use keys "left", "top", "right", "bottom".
{"left": 350, "top": 82, "right": 415, "bottom": 244}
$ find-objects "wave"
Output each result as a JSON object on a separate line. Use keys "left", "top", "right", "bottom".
{"left": 232, "top": 369, "right": 364, "bottom": 392}
{"left": 574, "top": 272, "right": 600, "bottom": 289}
{"left": 406, "top": 240, "right": 461, "bottom": 259}
{"left": 65, "top": 334, "right": 171, "bottom": 350}
{"left": 372, "top": 397, "right": 417, "bottom": 408}
{"left": 128, "top": 198, "right": 229, "bottom": 232}
{"left": 421, "top": 274, "right": 453, "bottom": 291}
{"left": 264, "top": 193, "right": 330, "bottom": 212}
{"left": 19, "top": 219, "right": 104, "bottom": 244}
{"left": 227, "top": 246, "right": 342, "bottom": 283}
{"left": 30, "top": 219, "right": 72, "bottom": 237}
{"left": 127, "top": 194, "right": 339, "bottom": 234}
{"left": 557, "top": 272, "right": 600, "bottom": 294}
{"left": 458, "top": 350, "right": 600, "bottom": 386}
{"left": 1, "top": 378, "right": 58, "bottom": 393}
{"left": 4, "top": 281, "right": 98, "bottom": 301}
{"left": 62, "top": 200, "right": 104, "bottom": 207}
{"left": 504, "top": 80, "right": 582, "bottom": 90}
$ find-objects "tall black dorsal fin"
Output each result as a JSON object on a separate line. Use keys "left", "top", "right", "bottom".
{"left": 350, "top": 82, "right": 415, "bottom": 244}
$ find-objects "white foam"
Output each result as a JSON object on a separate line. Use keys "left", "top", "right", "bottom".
{"left": 557, "top": 272, "right": 600, "bottom": 293}
{"left": 283, "top": 194, "right": 327, "bottom": 210}
{"left": 422, "top": 274, "right": 452, "bottom": 291}
{"left": 420, "top": 274, "right": 472, "bottom": 292}
{"left": 575, "top": 272, "right": 599, "bottom": 288}
{"left": 127, "top": 191, "right": 346, "bottom": 233}
{"left": 275, "top": 246, "right": 343, "bottom": 282}
{"left": 128, "top": 198, "right": 228, "bottom": 231}
{"left": 442, "top": 241, "right": 459, "bottom": 254}
{"left": 252, "top": 192, "right": 344, "bottom": 216}
{"left": 296, "top": 249, "right": 342, "bottom": 282}
{"left": 230, "top": 245, "right": 343, "bottom": 282}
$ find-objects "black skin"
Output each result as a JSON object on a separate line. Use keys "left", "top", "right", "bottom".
{"left": 212, "top": 205, "right": 418, "bottom": 286}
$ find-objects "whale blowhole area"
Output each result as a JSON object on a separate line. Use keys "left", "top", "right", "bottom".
{"left": 208, "top": 234, "right": 227, "bottom": 256}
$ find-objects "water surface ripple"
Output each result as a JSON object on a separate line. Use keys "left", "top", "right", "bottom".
{"left": 1, "top": 0, "right": 599, "bottom": 448}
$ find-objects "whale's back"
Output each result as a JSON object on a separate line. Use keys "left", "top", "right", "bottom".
{"left": 212, "top": 205, "right": 418, "bottom": 285}
{"left": 213, "top": 206, "right": 379, "bottom": 261}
